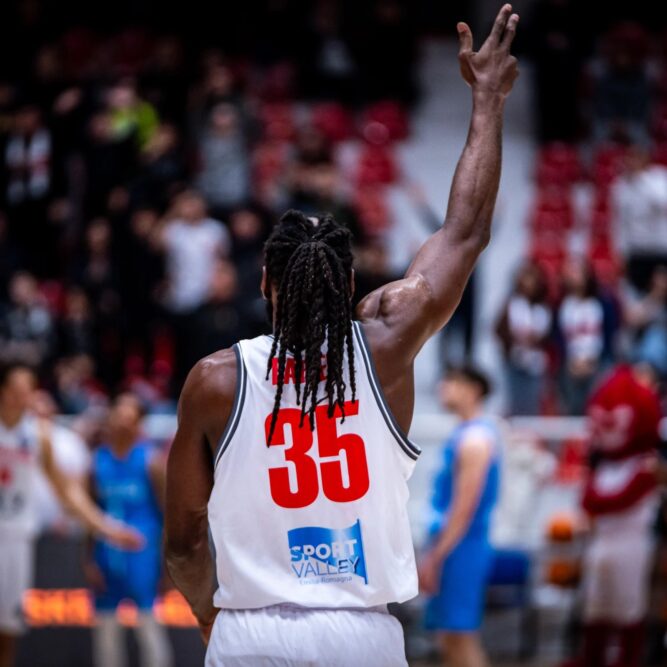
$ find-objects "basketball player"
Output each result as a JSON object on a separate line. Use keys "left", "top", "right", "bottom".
{"left": 419, "top": 366, "right": 501, "bottom": 667}
{"left": 87, "top": 393, "right": 174, "bottom": 667}
{"left": 0, "top": 364, "right": 142, "bottom": 667}
{"left": 165, "top": 6, "right": 519, "bottom": 665}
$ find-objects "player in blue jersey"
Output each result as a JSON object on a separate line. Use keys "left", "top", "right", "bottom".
{"left": 87, "top": 393, "right": 174, "bottom": 667}
{"left": 419, "top": 366, "right": 501, "bottom": 667}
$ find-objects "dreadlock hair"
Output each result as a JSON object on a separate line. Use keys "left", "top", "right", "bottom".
{"left": 264, "top": 209, "right": 356, "bottom": 445}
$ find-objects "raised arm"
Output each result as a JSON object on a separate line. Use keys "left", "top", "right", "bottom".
{"left": 357, "top": 5, "right": 519, "bottom": 358}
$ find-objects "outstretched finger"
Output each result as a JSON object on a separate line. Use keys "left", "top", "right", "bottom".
{"left": 485, "top": 4, "right": 513, "bottom": 47}
{"left": 501, "top": 13, "right": 520, "bottom": 49}
{"left": 457, "top": 22, "right": 473, "bottom": 54}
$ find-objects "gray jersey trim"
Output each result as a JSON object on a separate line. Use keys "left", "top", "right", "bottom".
{"left": 352, "top": 321, "right": 421, "bottom": 460}
{"left": 214, "top": 343, "right": 247, "bottom": 468}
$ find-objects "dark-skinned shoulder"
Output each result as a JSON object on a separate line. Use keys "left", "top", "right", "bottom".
{"left": 178, "top": 348, "right": 237, "bottom": 457}
{"left": 356, "top": 273, "right": 436, "bottom": 362}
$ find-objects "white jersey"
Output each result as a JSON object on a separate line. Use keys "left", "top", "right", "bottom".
{"left": 208, "top": 321, "right": 421, "bottom": 610}
{"left": 0, "top": 414, "right": 39, "bottom": 539}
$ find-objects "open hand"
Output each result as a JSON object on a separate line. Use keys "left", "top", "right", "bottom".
{"left": 418, "top": 549, "right": 444, "bottom": 596}
{"left": 458, "top": 4, "right": 519, "bottom": 97}
{"left": 103, "top": 519, "right": 146, "bottom": 551}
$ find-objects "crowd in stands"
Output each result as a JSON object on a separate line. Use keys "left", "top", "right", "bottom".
{"left": 0, "top": 0, "right": 418, "bottom": 414}
{"left": 497, "top": 2, "right": 667, "bottom": 415}
{"left": 1, "top": 0, "right": 666, "bottom": 419}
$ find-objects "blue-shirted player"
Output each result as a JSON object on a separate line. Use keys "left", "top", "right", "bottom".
{"left": 87, "top": 393, "right": 174, "bottom": 667}
{"left": 419, "top": 366, "right": 501, "bottom": 667}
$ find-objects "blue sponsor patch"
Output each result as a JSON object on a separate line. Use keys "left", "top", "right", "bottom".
{"left": 288, "top": 520, "right": 367, "bottom": 584}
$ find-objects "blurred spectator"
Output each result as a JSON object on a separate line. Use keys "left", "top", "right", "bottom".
{"left": 192, "top": 259, "right": 246, "bottom": 362}
{"left": 132, "top": 123, "right": 187, "bottom": 210}
{"left": 495, "top": 263, "right": 552, "bottom": 416}
{"left": 196, "top": 103, "right": 250, "bottom": 215}
{"left": 157, "top": 190, "right": 229, "bottom": 389}
{"left": 3, "top": 104, "right": 62, "bottom": 275}
{"left": 611, "top": 147, "right": 667, "bottom": 291}
{"left": 158, "top": 190, "right": 229, "bottom": 315}
{"left": 0, "top": 271, "right": 54, "bottom": 367}
{"left": 525, "top": 0, "right": 586, "bottom": 142}
{"left": 57, "top": 287, "right": 95, "bottom": 359}
{"left": 53, "top": 354, "right": 106, "bottom": 415}
{"left": 556, "top": 259, "right": 605, "bottom": 415}
{"left": 228, "top": 205, "right": 271, "bottom": 337}
{"left": 623, "top": 265, "right": 667, "bottom": 377}
{"left": 590, "top": 24, "right": 652, "bottom": 145}
{"left": 106, "top": 78, "right": 159, "bottom": 151}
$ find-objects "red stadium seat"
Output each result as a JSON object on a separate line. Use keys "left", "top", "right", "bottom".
{"left": 590, "top": 144, "right": 628, "bottom": 187}
{"left": 359, "top": 101, "right": 409, "bottom": 143}
{"left": 535, "top": 143, "right": 582, "bottom": 186}
{"left": 258, "top": 103, "right": 296, "bottom": 142}
{"left": 311, "top": 103, "right": 354, "bottom": 144}
{"left": 355, "top": 145, "right": 399, "bottom": 185}
{"left": 353, "top": 187, "right": 390, "bottom": 236}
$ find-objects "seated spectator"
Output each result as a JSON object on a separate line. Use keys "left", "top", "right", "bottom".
{"left": 612, "top": 147, "right": 667, "bottom": 291}
{"left": 557, "top": 259, "right": 605, "bottom": 415}
{"left": 495, "top": 262, "right": 552, "bottom": 416}
{"left": 0, "top": 271, "right": 54, "bottom": 368}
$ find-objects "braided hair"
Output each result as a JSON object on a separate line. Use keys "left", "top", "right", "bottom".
{"left": 264, "top": 209, "right": 356, "bottom": 444}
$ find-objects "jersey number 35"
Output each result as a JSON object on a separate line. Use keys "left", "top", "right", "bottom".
{"left": 265, "top": 401, "right": 370, "bottom": 509}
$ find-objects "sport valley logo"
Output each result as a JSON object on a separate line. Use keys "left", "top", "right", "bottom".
{"left": 288, "top": 520, "right": 368, "bottom": 585}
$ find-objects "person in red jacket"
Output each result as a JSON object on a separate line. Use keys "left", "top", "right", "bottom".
{"left": 575, "top": 363, "right": 662, "bottom": 667}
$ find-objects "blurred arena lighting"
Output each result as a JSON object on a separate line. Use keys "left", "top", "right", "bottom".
{"left": 23, "top": 589, "right": 196, "bottom": 628}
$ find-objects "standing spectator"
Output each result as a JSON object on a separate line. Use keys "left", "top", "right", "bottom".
{"left": 57, "top": 287, "right": 95, "bottom": 359}
{"left": 590, "top": 24, "right": 651, "bottom": 145}
{"left": 557, "top": 259, "right": 604, "bottom": 415}
{"left": 495, "top": 263, "right": 552, "bottom": 416}
{"left": 192, "top": 259, "right": 245, "bottom": 361}
{"left": 0, "top": 271, "right": 54, "bottom": 368}
{"left": 419, "top": 366, "right": 501, "bottom": 667}
{"left": 3, "top": 104, "right": 60, "bottom": 275}
{"left": 157, "top": 190, "right": 229, "bottom": 390}
{"left": 106, "top": 79, "right": 159, "bottom": 152}
{"left": 611, "top": 147, "right": 667, "bottom": 291}
{"left": 195, "top": 103, "right": 250, "bottom": 216}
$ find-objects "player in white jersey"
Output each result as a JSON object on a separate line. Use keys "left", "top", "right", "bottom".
{"left": 165, "top": 6, "right": 519, "bottom": 665}
{"left": 0, "top": 363, "right": 143, "bottom": 667}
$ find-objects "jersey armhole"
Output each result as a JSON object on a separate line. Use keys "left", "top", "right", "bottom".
{"left": 352, "top": 321, "right": 421, "bottom": 461}
{"left": 213, "top": 343, "right": 247, "bottom": 468}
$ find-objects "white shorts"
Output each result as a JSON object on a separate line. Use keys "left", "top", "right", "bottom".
{"left": 205, "top": 605, "right": 408, "bottom": 667}
{"left": 583, "top": 531, "right": 654, "bottom": 624}
{"left": 0, "top": 539, "right": 34, "bottom": 635}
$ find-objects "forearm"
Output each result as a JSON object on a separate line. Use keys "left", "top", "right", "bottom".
{"left": 444, "top": 92, "right": 505, "bottom": 247}
{"left": 431, "top": 511, "right": 474, "bottom": 559}
{"left": 57, "top": 479, "right": 114, "bottom": 537}
{"left": 165, "top": 539, "right": 217, "bottom": 622}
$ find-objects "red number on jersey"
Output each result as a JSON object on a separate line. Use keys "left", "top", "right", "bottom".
{"left": 316, "top": 402, "right": 369, "bottom": 503}
{"left": 265, "top": 401, "right": 369, "bottom": 508}
{"left": 265, "top": 409, "right": 319, "bottom": 508}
